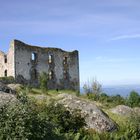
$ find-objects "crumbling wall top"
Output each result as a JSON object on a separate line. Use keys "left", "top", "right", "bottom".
{"left": 12, "top": 39, "right": 78, "bottom": 54}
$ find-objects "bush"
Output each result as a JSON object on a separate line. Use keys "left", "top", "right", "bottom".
{"left": 110, "top": 94, "right": 125, "bottom": 105}
{"left": 83, "top": 79, "right": 102, "bottom": 103}
{"left": 98, "top": 93, "right": 109, "bottom": 102}
{"left": 0, "top": 101, "right": 57, "bottom": 139}
{"left": 0, "top": 92, "right": 86, "bottom": 139}
{"left": 83, "top": 79, "right": 102, "bottom": 96}
{"left": 0, "top": 76, "right": 15, "bottom": 84}
{"left": 91, "top": 79, "right": 102, "bottom": 95}
{"left": 43, "top": 102, "right": 86, "bottom": 133}
{"left": 39, "top": 72, "right": 48, "bottom": 93}
{"left": 126, "top": 91, "right": 140, "bottom": 107}
{"left": 83, "top": 83, "right": 91, "bottom": 94}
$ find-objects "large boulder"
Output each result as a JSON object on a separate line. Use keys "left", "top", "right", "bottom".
{"left": 7, "top": 84, "right": 22, "bottom": 91}
{"left": 133, "top": 107, "right": 140, "bottom": 115}
{"left": 0, "top": 82, "right": 15, "bottom": 94}
{"left": 110, "top": 105, "right": 134, "bottom": 116}
{"left": 0, "top": 92, "right": 17, "bottom": 107}
{"left": 57, "top": 94, "right": 117, "bottom": 132}
{"left": 0, "top": 82, "right": 17, "bottom": 107}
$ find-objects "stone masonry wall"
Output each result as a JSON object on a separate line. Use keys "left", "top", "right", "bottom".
{"left": 0, "top": 43, "right": 15, "bottom": 77}
{"left": 0, "top": 51, "right": 6, "bottom": 77}
{"left": 7, "top": 41, "right": 15, "bottom": 77}
{"left": 13, "top": 40, "right": 79, "bottom": 91}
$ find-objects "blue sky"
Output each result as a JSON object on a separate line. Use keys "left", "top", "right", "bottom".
{"left": 0, "top": 0, "right": 140, "bottom": 86}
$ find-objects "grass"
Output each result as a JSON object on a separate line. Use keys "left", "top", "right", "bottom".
{"left": 29, "top": 88, "right": 78, "bottom": 96}
{"left": 21, "top": 87, "right": 119, "bottom": 110}
{"left": 104, "top": 110, "right": 137, "bottom": 137}
{"left": 15, "top": 86, "right": 140, "bottom": 139}
{"left": 24, "top": 88, "right": 78, "bottom": 104}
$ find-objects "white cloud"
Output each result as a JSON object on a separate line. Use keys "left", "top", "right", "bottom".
{"left": 95, "top": 56, "right": 140, "bottom": 63}
{"left": 109, "top": 34, "right": 140, "bottom": 41}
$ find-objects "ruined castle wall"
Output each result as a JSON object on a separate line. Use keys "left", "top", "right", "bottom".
{"left": 0, "top": 51, "right": 6, "bottom": 77}
{"left": 7, "top": 41, "right": 15, "bottom": 77}
{"left": 15, "top": 44, "right": 34, "bottom": 80}
{"left": 68, "top": 51, "right": 79, "bottom": 90}
{"left": 14, "top": 41, "right": 50, "bottom": 82}
{"left": 0, "top": 43, "right": 15, "bottom": 77}
{"left": 13, "top": 40, "right": 79, "bottom": 90}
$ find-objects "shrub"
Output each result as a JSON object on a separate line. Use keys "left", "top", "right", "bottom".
{"left": 43, "top": 102, "right": 86, "bottom": 133}
{"left": 0, "top": 101, "right": 57, "bottom": 139}
{"left": 126, "top": 91, "right": 140, "bottom": 107}
{"left": 39, "top": 72, "right": 48, "bottom": 93}
{"left": 98, "top": 93, "right": 109, "bottom": 102}
{"left": 83, "top": 79, "right": 102, "bottom": 100}
{"left": 0, "top": 92, "right": 86, "bottom": 139}
{"left": 0, "top": 76, "right": 15, "bottom": 84}
{"left": 110, "top": 94, "right": 125, "bottom": 105}
{"left": 91, "top": 79, "right": 102, "bottom": 95}
{"left": 83, "top": 83, "right": 91, "bottom": 94}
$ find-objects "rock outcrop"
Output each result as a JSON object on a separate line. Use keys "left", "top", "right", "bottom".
{"left": 110, "top": 105, "right": 140, "bottom": 116}
{"left": 7, "top": 84, "right": 22, "bottom": 91}
{"left": 0, "top": 93, "right": 17, "bottom": 107}
{"left": 0, "top": 82, "right": 15, "bottom": 94}
{"left": 57, "top": 94, "right": 117, "bottom": 132}
{"left": 134, "top": 107, "right": 140, "bottom": 115}
{"left": 0, "top": 82, "right": 17, "bottom": 107}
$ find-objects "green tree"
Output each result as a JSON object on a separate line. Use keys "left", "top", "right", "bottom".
{"left": 39, "top": 72, "right": 48, "bottom": 93}
{"left": 91, "top": 79, "right": 102, "bottom": 95}
{"left": 83, "top": 79, "right": 102, "bottom": 100}
{"left": 83, "top": 83, "right": 91, "bottom": 94}
{"left": 127, "top": 91, "right": 140, "bottom": 107}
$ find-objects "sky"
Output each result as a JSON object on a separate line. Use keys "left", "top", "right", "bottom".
{"left": 0, "top": 0, "right": 140, "bottom": 86}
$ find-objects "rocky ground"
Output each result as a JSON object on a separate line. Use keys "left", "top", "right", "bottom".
{"left": 57, "top": 94, "right": 118, "bottom": 132}
{"left": 0, "top": 82, "right": 18, "bottom": 106}
{"left": 110, "top": 105, "right": 140, "bottom": 116}
{"left": 0, "top": 82, "right": 140, "bottom": 133}
{"left": 0, "top": 82, "right": 14, "bottom": 94}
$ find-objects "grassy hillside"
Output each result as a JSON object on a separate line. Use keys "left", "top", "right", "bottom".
{"left": 1, "top": 85, "right": 139, "bottom": 140}
{"left": 19, "top": 86, "right": 140, "bottom": 139}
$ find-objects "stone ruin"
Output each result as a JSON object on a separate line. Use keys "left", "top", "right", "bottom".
{"left": 0, "top": 40, "right": 79, "bottom": 91}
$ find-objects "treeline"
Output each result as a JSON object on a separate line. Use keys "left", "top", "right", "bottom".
{"left": 83, "top": 79, "right": 140, "bottom": 108}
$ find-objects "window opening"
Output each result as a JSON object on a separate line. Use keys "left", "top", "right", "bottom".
{"left": 49, "top": 71, "right": 53, "bottom": 80}
{"left": 63, "top": 70, "right": 68, "bottom": 79}
{"left": 4, "top": 55, "right": 7, "bottom": 63}
{"left": 63, "top": 57, "right": 67, "bottom": 65}
{"left": 48, "top": 54, "right": 52, "bottom": 63}
{"left": 31, "top": 52, "right": 37, "bottom": 61}
{"left": 4, "top": 70, "right": 7, "bottom": 77}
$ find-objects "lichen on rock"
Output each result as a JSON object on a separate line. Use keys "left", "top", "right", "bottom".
{"left": 57, "top": 93, "right": 117, "bottom": 132}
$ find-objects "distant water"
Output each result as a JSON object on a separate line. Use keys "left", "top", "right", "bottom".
{"left": 80, "top": 85, "right": 140, "bottom": 97}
